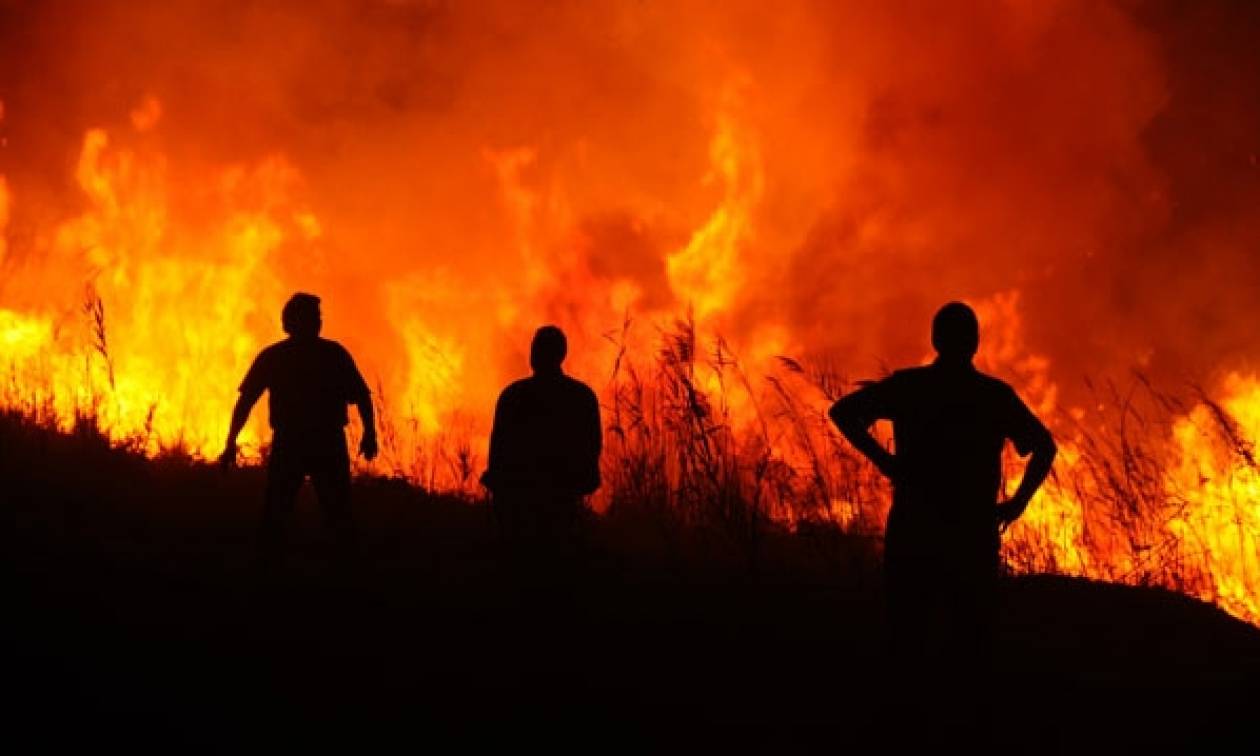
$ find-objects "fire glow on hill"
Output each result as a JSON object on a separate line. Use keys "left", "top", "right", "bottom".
{"left": 1, "top": 1, "right": 1258, "bottom": 623}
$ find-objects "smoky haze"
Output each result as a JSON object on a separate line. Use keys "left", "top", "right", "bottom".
{"left": 1, "top": 0, "right": 1258, "bottom": 417}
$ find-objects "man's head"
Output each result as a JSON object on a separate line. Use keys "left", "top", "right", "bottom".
{"left": 931, "top": 301, "right": 979, "bottom": 363}
{"left": 530, "top": 325, "right": 567, "bottom": 373}
{"left": 282, "top": 293, "right": 322, "bottom": 338}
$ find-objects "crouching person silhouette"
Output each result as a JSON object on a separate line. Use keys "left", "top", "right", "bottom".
{"left": 219, "top": 293, "right": 378, "bottom": 572}
{"left": 481, "top": 325, "right": 601, "bottom": 563}
{"left": 829, "top": 302, "right": 1056, "bottom": 686}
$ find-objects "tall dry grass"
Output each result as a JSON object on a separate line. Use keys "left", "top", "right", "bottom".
{"left": 4, "top": 300, "right": 1258, "bottom": 620}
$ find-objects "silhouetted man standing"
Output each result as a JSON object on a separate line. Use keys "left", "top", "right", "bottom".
{"left": 829, "top": 302, "right": 1056, "bottom": 679}
{"left": 481, "top": 325, "right": 601, "bottom": 542}
{"left": 220, "top": 293, "right": 378, "bottom": 569}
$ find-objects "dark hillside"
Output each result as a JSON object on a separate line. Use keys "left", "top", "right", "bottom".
{"left": 6, "top": 413, "right": 1260, "bottom": 753}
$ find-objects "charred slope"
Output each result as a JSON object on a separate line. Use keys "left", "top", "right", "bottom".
{"left": 6, "top": 413, "right": 1259, "bottom": 752}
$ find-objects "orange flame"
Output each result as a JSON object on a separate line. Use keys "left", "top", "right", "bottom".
{"left": 1, "top": 0, "right": 1258, "bottom": 631}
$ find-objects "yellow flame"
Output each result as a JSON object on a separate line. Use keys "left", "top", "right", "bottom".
{"left": 1165, "top": 373, "right": 1260, "bottom": 621}
{"left": 666, "top": 106, "right": 764, "bottom": 320}
{"left": 1, "top": 99, "right": 1258, "bottom": 628}
{"left": 1, "top": 124, "right": 296, "bottom": 455}
{"left": 0, "top": 309, "right": 51, "bottom": 360}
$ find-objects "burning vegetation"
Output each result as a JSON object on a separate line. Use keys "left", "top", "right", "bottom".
{"left": 1, "top": 1, "right": 1258, "bottom": 624}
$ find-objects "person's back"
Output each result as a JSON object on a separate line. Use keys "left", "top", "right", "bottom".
{"left": 488, "top": 372, "right": 601, "bottom": 498}
{"left": 219, "top": 293, "right": 378, "bottom": 571}
{"left": 245, "top": 336, "right": 368, "bottom": 436}
{"left": 482, "top": 325, "right": 601, "bottom": 537}
{"left": 873, "top": 362, "right": 1045, "bottom": 538}
{"left": 829, "top": 301, "right": 1056, "bottom": 685}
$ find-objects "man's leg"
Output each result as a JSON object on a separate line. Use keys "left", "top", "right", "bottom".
{"left": 493, "top": 491, "right": 525, "bottom": 542}
{"left": 261, "top": 448, "right": 304, "bottom": 573}
{"left": 535, "top": 494, "right": 580, "bottom": 585}
{"left": 883, "top": 512, "right": 941, "bottom": 675}
{"left": 310, "top": 437, "right": 356, "bottom": 569}
{"left": 885, "top": 552, "right": 935, "bottom": 669}
{"left": 950, "top": 539, "right": 1000, "bottom": 680}
{"left": 928, "top": 542, "right": 1000, "bottom": 743}
{"left": 881, "top": 546, "right": 948, "bottom": 751}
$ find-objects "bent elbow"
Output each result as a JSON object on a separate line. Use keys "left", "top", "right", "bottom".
{"left": 828, "top": 399, "right": 854, "bottom": 431}
{"left": 829, "top": 404, "right": 868, "bottom": 440}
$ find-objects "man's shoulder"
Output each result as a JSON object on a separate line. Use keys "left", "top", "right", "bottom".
{"left": 316, "top": 337, "right": 353, "bottom": 357}
{"left": 260, "top": 338, "right": 356, "bottom": 368}
{"left": 972, "top": 369, "right": 1017, "bottom": 397}
{"left": 970, "top": 370, "right": 1036, "bottom": 420}
{"left": 561, "top": 374, "right": 598, "bottom": 400}
{"left": 498, "top": 374, "right": 597, "bottom": 404}
{"left": 304, "top": 338, "right": 361, "bottom": 370}
{"left": 890, "top": 365, "right": 931, "bottom": 381}
{"left": 254, "top": 340, "right": 289, "bottom": 361}
{"left": 883, "top": 365, "right": 932, "bottom": 389}
{"left": 893, "top": 364, "right": 1018, "bottom": 402}
{"left": 497, "top": 376, "right": 534, "bottom": 401}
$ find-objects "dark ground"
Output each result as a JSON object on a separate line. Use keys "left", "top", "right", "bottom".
{"left": 6, "top": 415, "right": 1260, "bottom": 753}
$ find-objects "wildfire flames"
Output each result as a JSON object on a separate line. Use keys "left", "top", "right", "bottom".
{"left": 1, "top": 1, "right": 1258, "bottom": 624}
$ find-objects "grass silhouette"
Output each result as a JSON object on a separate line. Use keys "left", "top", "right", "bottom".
{"left": 5, "top": 311, "right": 1260, "bottom": 750}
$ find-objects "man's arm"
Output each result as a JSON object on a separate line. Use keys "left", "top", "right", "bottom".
{"left": 579, "top": 386, "right": 602, "bottom": 496}
{"left": 355, "top": 394, "right": 378, "bottom": 461}
{"left": 996, "top": 433, "right": 1057, "bottom": 529}
{"left": 340, "top": 347, "right": 378, "bottom": 461}
{"left": 480, "top": 391, "right": 509, "bottom": 493}
{"left": 220, "top": 387, "right": 263, "bottom": 470}
{"left": 828, "top": 380, "right": 898, "bottom": 481}
{"left": 996, "top": 389, "right": 1058, "bottom": 528}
